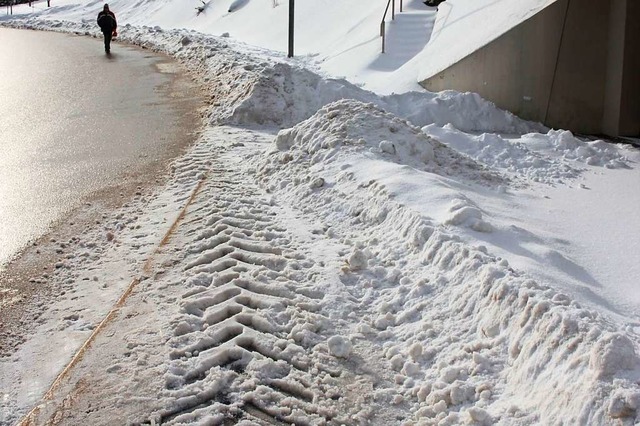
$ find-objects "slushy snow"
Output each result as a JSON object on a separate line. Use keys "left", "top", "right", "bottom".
{"left": 1, "top": 0, "right": 639, "bottom": 425}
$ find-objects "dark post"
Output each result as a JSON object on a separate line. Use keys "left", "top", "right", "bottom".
{"left": 47, "top": 0, "right": 50, "bottom": 6}
{"left": 287, "top": 0, "right": 294, "bottom": 58}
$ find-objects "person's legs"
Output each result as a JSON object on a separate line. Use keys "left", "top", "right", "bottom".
{"left": 103, "top": 31, "right": 112, "bottom": 53}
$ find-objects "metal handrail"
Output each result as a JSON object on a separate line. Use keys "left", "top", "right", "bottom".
{"left": 5, "top": 0, "right": 49, "bottom": 13}
{"left": 380, "top": 0, "right": 402, "bottom": 53}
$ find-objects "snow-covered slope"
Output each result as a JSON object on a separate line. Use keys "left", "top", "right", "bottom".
{"left": 1, "top": 0, "right": 639, "bottom": 425}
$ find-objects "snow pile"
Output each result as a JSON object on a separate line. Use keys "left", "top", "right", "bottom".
{"left": 223, "top": 64, "right": 382, "bottom": 128}
{"left": 245, "top": 104, "right": 640, "bottom": 424}
{"left": 385, "top": 90, "right": 545, "bottom": 134}
{"left": 424, "top": 123, "right": 578, "bottom": 184}
{"left": 266, "top": 99, "right": 504, "bottom": 189}
{"left": 522, "top": 130, "right": 629, "bottom": 168}
{"left": 423, "top": 124, "right": 630, "bottom": 184}
{"left": 273, "top": 100, "right": 436, "bottom": 166}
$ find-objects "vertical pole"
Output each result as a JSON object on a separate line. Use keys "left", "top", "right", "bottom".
{"left": 392, "top": 0, "right": 395, "bottom": 20}
{"left": 287, "top": 0, "right": 294, "bottom": 57}
{"left": 400, "top": 0, "right": 403, "bottom": 12}
{"left": 47, "top": 0, "right": 50, "bottom": 7}
{"left": 381, "top": 22, "right": 385, "bottom": 53}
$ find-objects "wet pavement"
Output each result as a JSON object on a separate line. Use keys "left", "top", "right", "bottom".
{"left": 0, "top": 28, "right": 202, "bottom": 268}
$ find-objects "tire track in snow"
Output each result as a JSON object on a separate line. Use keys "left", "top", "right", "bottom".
{"left": 35, "top": 128, "right": 379, "bottom": 425}
{"left": 153, "top": 155, "right": 351, "bottom": 425}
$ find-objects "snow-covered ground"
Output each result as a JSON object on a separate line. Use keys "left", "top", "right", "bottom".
{"left": 1, "top": 0, "right": 639, "bottom": 425}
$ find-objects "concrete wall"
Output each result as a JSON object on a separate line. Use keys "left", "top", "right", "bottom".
{"left": 422, "top": 0, "right": 567, "bottom": 124}
{"left": 602, "top": 0, "right": 627, "bottom": 135}
{"left": 420, "top": 0, "right": 640, "bottom": 137}
{"left": 545, "top": 0, "right": 610, "bottom": 133}
{"left": 619, "top": 0, "right": 640, "bottom": 135}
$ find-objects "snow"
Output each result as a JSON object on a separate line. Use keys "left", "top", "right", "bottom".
{"left": 1, "top": 0, "right": 640, "bottom": 425}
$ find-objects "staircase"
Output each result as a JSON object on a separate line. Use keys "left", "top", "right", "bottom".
{"left": 378, "top": 0, "right": 437, "bottom": 69}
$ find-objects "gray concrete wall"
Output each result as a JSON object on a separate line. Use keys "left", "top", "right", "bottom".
{"left": 619, "top": 0, "right": 640, "bottom": 135}
{"left": 545, "top": 0, "right": 610, "bottom": 133}
{"left": 422, "top": 0, "right": 567, "bottom": 124}
{"left": 602, "top": 0, "right": 626, "bottom": 136}
{"left": 420, "top": 0, "right": 640, "bottom": 137}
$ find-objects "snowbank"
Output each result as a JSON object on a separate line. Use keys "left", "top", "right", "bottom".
{"left": 246, "top": 99, "right": 640, "bottom": 424}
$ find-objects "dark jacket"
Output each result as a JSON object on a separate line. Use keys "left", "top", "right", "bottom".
{"left": 97, "top": 10, "right": 117, "bottom": 33}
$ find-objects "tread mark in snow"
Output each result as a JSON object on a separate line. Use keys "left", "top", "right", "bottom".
{"left": 155, "top": 173, "right": 347, "bottom": 425}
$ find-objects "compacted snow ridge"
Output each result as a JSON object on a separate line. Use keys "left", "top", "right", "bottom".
{"left": 1, "top": 10, "right": 639, "bottom": 426}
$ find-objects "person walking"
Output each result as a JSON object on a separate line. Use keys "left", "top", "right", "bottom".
{"left": 97, "top": 4, "right": 117, "bottom": 54}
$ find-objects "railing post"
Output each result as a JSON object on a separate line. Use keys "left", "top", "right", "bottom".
{"left": 380, "top": 0, "right": 392, "bottom": 53}
{"left": 400, "top": 0, "right": 403, "bottom": 12}
{"left": 392, "top": 0, "right": 395, "bottom": 20}
{"left": 287, "top": 0, "right": 294, "bottom": 57}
